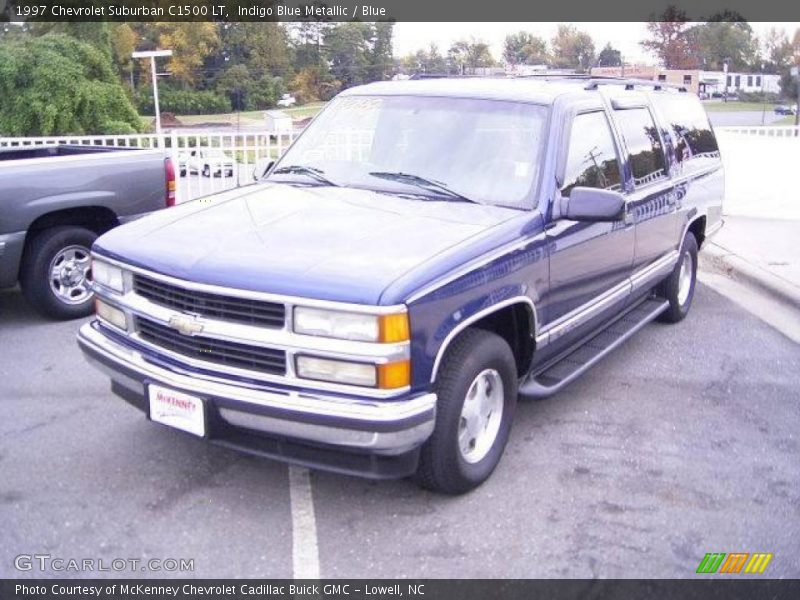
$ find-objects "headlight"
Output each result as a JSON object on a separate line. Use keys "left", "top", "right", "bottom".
{"left": 296, "top": 356, "right": 377, "bottom": 387}
{"left": 92, "top": 259, "right": 125, "bottom": 293}
{"left": 95, "top": 299, "right": 128, "bottom": 331}
{"left": 293, "top": 307, "right": 409, "bottom": 343}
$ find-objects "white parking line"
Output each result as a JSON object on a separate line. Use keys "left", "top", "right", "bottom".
{"left": 288, "top": 465, "right": 320, "bottom": 578}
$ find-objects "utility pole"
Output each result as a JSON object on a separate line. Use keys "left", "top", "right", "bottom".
{"left": 793, "top": 66, "right": 800, "bottom": 131}
{"left": 132, "top": 49, "right": 173, "bottom": 136}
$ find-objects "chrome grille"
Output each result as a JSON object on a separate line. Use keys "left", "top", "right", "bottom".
{"left": 137, "top": 317, "right": 286, "bottom": 376}
{"left": 133, "top": 274, "right": 285, "bottom": 328}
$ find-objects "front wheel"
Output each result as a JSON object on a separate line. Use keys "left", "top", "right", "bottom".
{"left": 19, "top": 226, "right": 97, "bottom": 320}
{"left": 202, "top": 165, "right": 211, "bottom": 177}
{"left": 658, "top": 232, "right": 698, "bottom": 323}
{"left": 416, "top": 328, "right": 518, "bottom": 494}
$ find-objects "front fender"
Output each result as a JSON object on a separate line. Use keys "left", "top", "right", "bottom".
{"left": 406, "top": 232, "right": 549, "bottom": 390}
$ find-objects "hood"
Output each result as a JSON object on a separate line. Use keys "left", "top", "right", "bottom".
{"left": 94, "top": 183, "right": 523, "bottom": 305}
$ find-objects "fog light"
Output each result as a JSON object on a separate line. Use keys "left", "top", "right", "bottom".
{"left": 296, "top": 356, "right": 377, "bottom": 387}
{"left": 95, "top": 299, "right": 127, "bottom": 331}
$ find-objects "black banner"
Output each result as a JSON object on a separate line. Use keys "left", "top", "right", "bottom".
{"left": 3, "top": 580, "right": 800, "bottom": 600}
{"left": 2, "top": 0, "right": 800, "bottom": 22}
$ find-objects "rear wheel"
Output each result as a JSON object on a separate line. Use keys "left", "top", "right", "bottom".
{"left": 20, "top": 226, "right": 97, "bottom": 320}
{"left": 202, "top": 165, "right": 211, "bottom": 177}
{"left": 658, "top": 232, "right": 698, "bottom": 323}
{"left": 416, "top": 328, "right": 518, "bottom": 494}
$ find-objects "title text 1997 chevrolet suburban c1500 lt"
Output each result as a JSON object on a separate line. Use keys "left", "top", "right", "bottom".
{"left": 78, "top": 77, "right": 723, "bottom": 493}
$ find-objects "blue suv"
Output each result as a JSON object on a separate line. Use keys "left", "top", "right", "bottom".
{"left": 79, "top": 77, "right": 723, "bottom": 493}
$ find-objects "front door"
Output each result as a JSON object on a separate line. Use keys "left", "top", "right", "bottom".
{"left": 543, "top": 109, "right": 635, "bottom": 348}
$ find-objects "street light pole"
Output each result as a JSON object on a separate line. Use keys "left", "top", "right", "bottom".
{"left": 132, "top": 49, "right": 173, "bottom": 136}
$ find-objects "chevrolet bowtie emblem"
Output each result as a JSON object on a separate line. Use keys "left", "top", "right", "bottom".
{"left": 168, "top": 314, "right": 204, "bottom": 336}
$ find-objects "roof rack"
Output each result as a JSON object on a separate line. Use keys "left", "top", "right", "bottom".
{"left": 583, "top": 77, "right": 688, "bottom": 92}
{"left": 512, "top": 73, "right": 688, "bottom": 92}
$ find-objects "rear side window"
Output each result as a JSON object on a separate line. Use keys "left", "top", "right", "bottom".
{"left": 561, "top": 111, "right": 621, "bottom": 197}
{"left": 651, "top": 93, "right": 720, "bottom": 175}
{"left": 614, "top": 108, "right": 667, "bottom": 187}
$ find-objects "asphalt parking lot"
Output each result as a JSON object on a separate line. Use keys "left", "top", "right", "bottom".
{"left": 1, "top": 281, "right": 798, "bottom": 579}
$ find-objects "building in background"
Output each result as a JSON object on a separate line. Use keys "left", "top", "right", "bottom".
{"left": 591, "top": 66, "right": 781, "bottom": 97}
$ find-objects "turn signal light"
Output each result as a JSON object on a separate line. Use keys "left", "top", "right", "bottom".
{"left": 378, "top": 360, "right": 410, "bottom": 389}
{"left": 379, "top": 313, "right": 410, "bottom": 343}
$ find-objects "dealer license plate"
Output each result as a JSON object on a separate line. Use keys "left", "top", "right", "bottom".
{"left": 148, "top": 384, "right": 205, "bottom": 437}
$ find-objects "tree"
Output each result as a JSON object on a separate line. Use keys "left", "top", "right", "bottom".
{"left": 503, "top": 32, "right": 549, "bottom": 66}
{"left": 762, "top": 28, "right": 793, "bottom": 74}
{"left": 368, "top": 21, "right": 394, "bottom": 82}
{"left": 402, "top": 44, "right": 448, "bottom": 75}
{"left": 448, "top": 39, "right": 495, "bottom": 74}
{"left": 641, "top": 7, "right": 699, "bottom": 69}
{"left": 154, "top": 22, "right": 220, "bottom": 86}
{"left": 0, "top": 34, "right": 141, "bottom": 135}
{"left": 597, "top": 43, "right": 622, "bottom": 67}
{"left": 551, "top": 25, "right": 595, "bottom": 72}
{"left": 687, "top": 17, "right": 758, "bottom": 71}
{"left": 324, "top": 22, "right": 372, "bottom": 88}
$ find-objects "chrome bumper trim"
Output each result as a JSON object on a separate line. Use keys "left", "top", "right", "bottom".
{"left": 78, "top": 323, "right": 436, "bottom": 453}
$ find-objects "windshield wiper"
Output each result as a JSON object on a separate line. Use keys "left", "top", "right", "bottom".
{"left": 271, "top": 165, "right": 338, "bottom": 187}
{"left": 368, "top": 171, "right": 479, "bottom": 204}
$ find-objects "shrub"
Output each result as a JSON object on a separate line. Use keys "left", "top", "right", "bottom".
{"left": 0, "top": 34, "right": 142, "bottom": 136}
{"left": 136, "top": 88, "right": 231, "bottom": 115}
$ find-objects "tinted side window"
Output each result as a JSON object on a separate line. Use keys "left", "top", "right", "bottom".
{"left": 651, "top": 93, "right": 720, "bottom": 175}
{"left": 561, "top": 111, "right": 621, "bottom": 197}
{"left": 614, "top": 108, "right": 667, "bottom": 187}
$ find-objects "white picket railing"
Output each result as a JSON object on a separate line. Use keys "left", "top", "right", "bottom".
{"left": 0, "top": 131, "right": 300, "bottom": 204}
{"left": 716, "top": 125, "right": 800, "bottom": 137}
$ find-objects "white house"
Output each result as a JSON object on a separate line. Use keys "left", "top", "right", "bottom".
{"left": 265, "top": 110, "right": 293, "bottom": 133}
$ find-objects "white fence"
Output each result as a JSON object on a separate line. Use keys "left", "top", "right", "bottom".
{"left": 0, "top": 131, "right": 300, "bottom": 204}
{"left": 716, "top": 125, "right": 799, "bottom": 137}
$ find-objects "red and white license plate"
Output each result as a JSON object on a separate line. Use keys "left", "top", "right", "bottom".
{"left": 148, "top": 384, "right": 205, "bottom": 437}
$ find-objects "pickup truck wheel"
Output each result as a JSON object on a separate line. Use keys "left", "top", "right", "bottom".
{"left": 19, "top": 226, "right": 97, "bottom": 320}
{"left": 202, "top": 165, "right": 211, "bottom": 177}
{"left": 658, "top": 232, "right": 698, "bottom": 323}
{"left": 416, "top": 328, "right": 518, "bottom": 494}
{"left": 179, "top": 169, "right": 186, "bottom": 177}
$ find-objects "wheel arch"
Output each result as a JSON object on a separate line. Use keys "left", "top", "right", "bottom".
{"left": 429, "top": 296, "right": 539, "bottom": 384}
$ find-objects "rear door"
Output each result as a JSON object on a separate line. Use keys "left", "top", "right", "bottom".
{"left": 608, "top": 94, "right": 677, "bottom": 289}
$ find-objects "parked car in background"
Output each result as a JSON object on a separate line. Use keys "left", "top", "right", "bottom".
{"left": 774, "top": 104, "right": 797, "bottom": 115}
{"left": 277, "top": 94, "right": 297, "bottom": 108}
{"left": 0, "top": 145, "right": 174, "bottom": 319}
{"left": 179, "top": 149, "right": 235, "bottom": 177}
{"left": 79, "top": 77, "right": 723, "bottom": 493}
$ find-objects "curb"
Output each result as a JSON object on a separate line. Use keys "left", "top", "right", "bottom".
{"left": 701, "top": 242, "right": 800, "bottom": 310}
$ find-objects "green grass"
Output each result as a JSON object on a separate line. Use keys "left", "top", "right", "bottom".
{"left": 703, "top": 101, "right": 780, "bottom": 112}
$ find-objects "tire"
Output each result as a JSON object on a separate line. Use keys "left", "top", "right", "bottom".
{"left": 179, "top": 169, "right": 186, "bottom": 177}
{"left": 19, "top": 226, "right": 97, "bottom": 320}
{"left": 658, "top": 232, "right": 698, "bottom": 323}
{"left": 416, "top": 328, "right": 518, "bottom": 494}
{"left": 202, "top": 165, "right": 211, "bottom": 177}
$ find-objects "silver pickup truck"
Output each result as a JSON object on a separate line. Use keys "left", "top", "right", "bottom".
{"left": 0, "top": 145, "right": 175, "bottom": 319}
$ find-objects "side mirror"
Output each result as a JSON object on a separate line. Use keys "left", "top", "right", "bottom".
{"left": 253, "top": 159, "right": 274, "bottom": 181}
{"left": 561, "top": 187, "right": 625, "bottom": 222}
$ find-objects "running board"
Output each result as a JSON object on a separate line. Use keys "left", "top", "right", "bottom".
{"left": 519, "top": 298, "right": 669, "bottom": 399}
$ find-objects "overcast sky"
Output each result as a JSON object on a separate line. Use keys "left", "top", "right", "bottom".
{"left": 393, "top": 22, "right": 800, "bottom": 65}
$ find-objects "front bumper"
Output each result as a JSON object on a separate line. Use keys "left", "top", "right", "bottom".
{"left": 78, "top": 322, "right": 436, "bottom": 478}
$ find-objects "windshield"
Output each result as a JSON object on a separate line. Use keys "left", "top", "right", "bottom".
{"left": 269, "top": 95, "right": 548, "bottom": 209}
